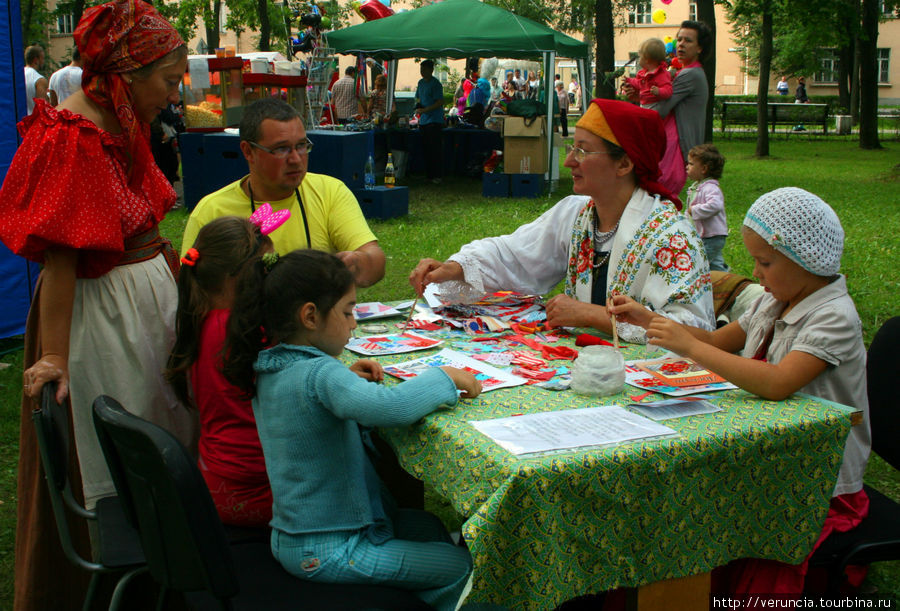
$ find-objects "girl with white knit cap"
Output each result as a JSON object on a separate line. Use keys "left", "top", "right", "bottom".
{"left": 610, "top": 187, "right": 870, "bottom": 592}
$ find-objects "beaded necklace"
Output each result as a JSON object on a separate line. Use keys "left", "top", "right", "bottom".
{"left": 592, "top": 220, "right": 620, "bottom": 269}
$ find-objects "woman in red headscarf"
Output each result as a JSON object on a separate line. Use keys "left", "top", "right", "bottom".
{"left": 409, "top": 99, "right": 714, "bottom": 344}
{"left": 0, "top": 1, "right": 195, "bottom": 608}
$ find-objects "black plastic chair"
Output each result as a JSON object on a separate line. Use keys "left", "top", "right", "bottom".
{"left": 91, "top": 394, "right": 433, "bottom": 610}
{"left": 809, "top": 316, "right": 900, "bottom": 592}
{"left": 33, "top": 382, "right": 147, "bottom": 611}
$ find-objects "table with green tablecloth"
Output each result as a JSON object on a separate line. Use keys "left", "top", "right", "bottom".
{"left": 344, "top": 323, "right": 854, "bottom": 610}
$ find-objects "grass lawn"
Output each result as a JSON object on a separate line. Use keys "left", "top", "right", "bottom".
{"left": 1, "top": 138, "right": 898, "bottom": 606}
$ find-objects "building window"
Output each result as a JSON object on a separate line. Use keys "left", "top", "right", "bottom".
{"left": 689, "top": 1, "right": 697, "bottom": 21}
{"left": 815, "top": 48, "right": 839, "bottom": 84}
{"left": 57, "top": 13, "right": 75, "bottom": 34}
{"left": 878, "top": 48, "right": 890, "bottom": 83}
{"left": 880, "top": 0, "right": 896, "bottom": 17}
{"left": 628, "top": 1, "right": 652, "bottom": 25}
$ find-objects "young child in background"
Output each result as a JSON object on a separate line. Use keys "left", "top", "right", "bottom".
{"left": 223, "top": 249, "right": 480, "bottom": 611}
{"left": 610, "top": 187, "right": 870, "bottom": 593}
{"left": 167, "top": 214, "right": 281, "bottom": 527}
{"left": 685, "top": 144, "right": 729, "bottom": 271}
{"left": 623, "top": 38, "right": 672, "bottom": 110}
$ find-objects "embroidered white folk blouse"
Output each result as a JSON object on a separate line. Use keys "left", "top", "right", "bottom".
{"left": 440, "top": 188, "right": 715, "bottom": 343}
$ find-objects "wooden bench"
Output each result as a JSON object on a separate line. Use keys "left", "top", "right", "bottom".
{"left": 721, "top": 101, "right": 830, "bottom": 134}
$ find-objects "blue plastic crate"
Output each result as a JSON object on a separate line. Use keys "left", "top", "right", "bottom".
{"left": 510, "top": 173, "right": 545, "bottom": 198}
{"left": 307, "top": 130, "right": 368, "bottom": 190}
{"left": 482, "top": 173, "right": 510, "bottom": 198}
{"left": 202, "top": 133, "right": 248, "bottom": 192}
{"left": 177, "top": 132, "right": 206, "bottom": 211}
{"left": 353, "top": 186, "right": 409, "bottom": 220}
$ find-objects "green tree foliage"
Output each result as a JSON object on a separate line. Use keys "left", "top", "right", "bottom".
{"left": 21, "top": 0, "right": 54, "bottom": 50}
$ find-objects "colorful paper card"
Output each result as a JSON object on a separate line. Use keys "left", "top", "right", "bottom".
{"left": 345, "top": 332, "right": 442, "bottom": 356}
{"left": 634, "top": 357, "right": 728, "bottom": 387}
{"left": 383, "top": 348, "right": 526, "bottom": 393}
{"left": 353, "top": 302, "right": 403, "bottom": 320}
{"left": 625, "top": 361, "right": 737, "bottom": 396}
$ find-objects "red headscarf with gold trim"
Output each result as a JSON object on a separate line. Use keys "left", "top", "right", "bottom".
{"left": 575, "top": 98, "right": 682, "bottom": 209}
{"left": 74, "top": 0, "right": 184, "bottom": 187}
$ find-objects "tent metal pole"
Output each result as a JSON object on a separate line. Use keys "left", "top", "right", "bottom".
{"left": 578, "top": 58, "right": 590, "bottom": 110}
{"left": 544, "top": 51, "right": 556, "bottom": 193}
{"left": 386, "top": 59, "right": 398, "bottom": 114}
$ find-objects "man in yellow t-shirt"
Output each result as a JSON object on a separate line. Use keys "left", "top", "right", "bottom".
{"left": 183, "top": 98, "right": 385, "bottom": 287}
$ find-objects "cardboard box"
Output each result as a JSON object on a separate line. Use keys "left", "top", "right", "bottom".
{"left": 502, "top": 116, "right": 547, "bottom": 174}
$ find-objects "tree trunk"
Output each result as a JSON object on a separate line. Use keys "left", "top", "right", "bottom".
{"left": 205, "top": 0, "right": 221, "bottom": 52}
{"left": 697, "top": 0, "right": 716, "bottom": 143}
{"left": 837, "top": 39, "right": 852, "bottom": 111}
{"left": 594, "top": 0, "right": 615, "bottom": 99}
{"left": 73, "top": 0, "right": 85, "bottom": 32}
{"left": 21, "top": 0, "right": 34, "bottom": 42}
{"left": 258, "top": 0, "right": 271, "bottom": 52}
{"left": 755, "top": 7, "right": 773, "bottom": 157}
{"left": 283, "top": 0, "right": 293, "bottom": 58}
{"left": 850, "top": 0, "right": 861, "bottom": 124}
{"left": 858, "top": 0, "right": 881, "bottom": 148}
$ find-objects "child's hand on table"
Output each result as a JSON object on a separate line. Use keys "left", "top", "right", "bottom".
{"left": 351, "top": 359, "right": 384, "bottom": 382}
{"left": 440, "top": 366, "right": 482, "bottom": 399}
{"left": 646, "top": 317, "right": 696, "bottom": 355}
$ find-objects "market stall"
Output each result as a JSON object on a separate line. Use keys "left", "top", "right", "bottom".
{"left": 327, "top": 0, "right": 590, "bottom": 189}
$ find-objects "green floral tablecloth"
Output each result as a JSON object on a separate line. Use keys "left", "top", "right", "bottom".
{"left": 347, "top": 325, "right": 853, "bottom": 610}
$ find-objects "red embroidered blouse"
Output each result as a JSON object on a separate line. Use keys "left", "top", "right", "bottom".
{"left": 0, "top": 99, "right": 176, "bottom": 278}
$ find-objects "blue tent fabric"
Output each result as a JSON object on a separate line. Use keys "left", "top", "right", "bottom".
{"left": 0, "top": 0, "right": 38, "bottom": 338}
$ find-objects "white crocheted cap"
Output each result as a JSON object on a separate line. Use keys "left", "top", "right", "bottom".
{"left": 743, "top": 187, "right": 844, "bottom": 276}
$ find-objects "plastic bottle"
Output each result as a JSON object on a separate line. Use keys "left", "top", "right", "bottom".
{"left": 384, "top": 152, "right": 395, "bottom": 188}
{"left": 364, "top": 154, "right": 375, "bottom": 190}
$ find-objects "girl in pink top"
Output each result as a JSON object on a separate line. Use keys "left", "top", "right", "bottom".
{"left": 167, "top": 214, "right": 282, "bottom": 526}
{"left": 623, "top": 38, "right": 673, "bottom": 110}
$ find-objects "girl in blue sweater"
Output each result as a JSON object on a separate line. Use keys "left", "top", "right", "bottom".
{"left": 224, "top": 249, "right": 480, "bottom": 611}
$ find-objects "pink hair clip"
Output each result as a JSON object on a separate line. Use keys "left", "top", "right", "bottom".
{"left": 249, "top": 202, "right": 291, "bottom": 235}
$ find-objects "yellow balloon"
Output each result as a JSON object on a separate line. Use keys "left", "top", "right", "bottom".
{"left": 652, "top": 9, "right": 667, "bottom": 24}
{"left": 663, "top": 35, "right": 674, "bottom": 44}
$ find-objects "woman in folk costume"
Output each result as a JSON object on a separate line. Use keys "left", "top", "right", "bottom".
{"left": 0, "top": 0, "right": 195, "bottom": 608}
{"left": 409, "top": 98, "right": 714, "bottom": 343}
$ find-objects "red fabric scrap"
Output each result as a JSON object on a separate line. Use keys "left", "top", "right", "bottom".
{"left": 575, "top": 334, "right": 615, "bottom": 348}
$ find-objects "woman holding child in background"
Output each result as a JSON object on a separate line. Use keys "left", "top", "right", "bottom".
{"left": 0, "top": 0, "right": 195, "bottom": 608}
{"left": 626, "top": 20, "right": 711, "bottom": 196}
{"left": 410, "top": 99, "right": 715, "bottom": 344}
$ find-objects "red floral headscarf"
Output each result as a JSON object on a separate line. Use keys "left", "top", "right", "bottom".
{"left": 575, "top": 98, "right": 682, "bottom": 209}
{"left": 74, "top": 0, "right": 184, "bottom": 186}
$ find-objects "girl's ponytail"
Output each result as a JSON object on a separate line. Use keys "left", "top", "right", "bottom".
{"left": 166, "top": 260, "right": 210, "bottom": 406}
{"left": 166, "top": 217, "right": 270, "bottom": 406}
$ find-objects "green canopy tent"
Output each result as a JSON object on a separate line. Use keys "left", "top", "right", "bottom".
{"left": 327, "top": 0, "right": 591, "bottom": 187}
